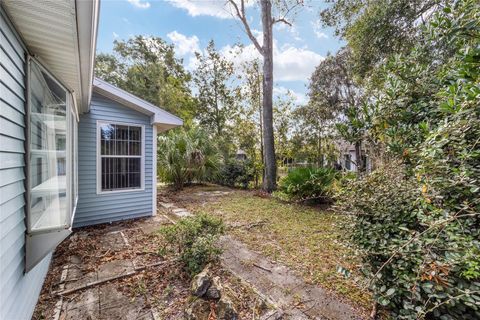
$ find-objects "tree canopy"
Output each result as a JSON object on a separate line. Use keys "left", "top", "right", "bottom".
{"left": 95, "top": 35, "right": 196, "bottom": 124}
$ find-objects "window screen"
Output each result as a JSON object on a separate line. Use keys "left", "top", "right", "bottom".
{"left": 100, "top": 124, "right": 143, "bottom": 191}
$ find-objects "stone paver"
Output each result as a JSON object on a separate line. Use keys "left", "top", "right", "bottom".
{"left": 193, "top": 191, "right": 231, "bottom": 197}
{"left": 171, "top": 208, "right": 193, "bottom": 218}
{"left": 220, "top": 236, "right": 364, "bottom": 320}
{"left": 53, "top": 216, "right": 169, "bottom": 319}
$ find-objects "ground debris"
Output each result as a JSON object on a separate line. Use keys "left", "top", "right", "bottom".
{"left": 33, "top": 210, "right": 273, "bottom": 320}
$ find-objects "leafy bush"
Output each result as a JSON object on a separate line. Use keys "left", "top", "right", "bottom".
{"left": 160, "top": 214, "right": 225, "bottom": 276}
{"left": 157, "top": 127, "right": 221, "bottom": 189}
{"left": 277, "top": 167, "right": 338, "bottom": 202}
{"left": 339, "top": 1, "right": 480, "bottom": 318}
{"left": 217, "top": 160, "right": 254, "bottom": 189}
{"left": 341, "top": 161, "right": 480, "bottom": 319}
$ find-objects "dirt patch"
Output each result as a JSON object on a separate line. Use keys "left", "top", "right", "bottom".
{"left": 33, "top": 213, "right": 273, "bottom": 320}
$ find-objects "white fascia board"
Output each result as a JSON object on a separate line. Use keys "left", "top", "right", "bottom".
{"left": 93, "top": 78, "right": 183, "bottom": 128}
{"left": 76, "top": 0, "right": 100, "bottom": 113}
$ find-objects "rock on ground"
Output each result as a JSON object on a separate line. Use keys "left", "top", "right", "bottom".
{"left": 191, "top": 268, "right": 212, "bottom": 297}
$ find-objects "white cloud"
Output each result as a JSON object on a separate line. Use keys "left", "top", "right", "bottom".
{"left": 127, "top": 0, "right": 151, "bottom": 9}
{"left": 312, "top": 21, "right": 329, "bottom": 39}
{"left": 113, "top": 32, "right": 119, "bottom": 39}
{"left": 220, "top": 42, "right": 323, "bottom": 82}
{"left": 274, "top": 86, "right": 308, "bottom": 105}
{"left": 314, "top": 31, "right": 328, "bottom": 39}
{"left": 167, "top": 0, "right": 254, "bottom": 19}
{"left": 167, "top": 31, "right": 200, "bottom": 56}
{"left": 166, "top": 31, "right": 202, "bottom": 71}
{"left": 275, "top": 23, "right": 303, "bottom": 42}
{"left": 275, "top": 45, "right": 323, "bottom": 81}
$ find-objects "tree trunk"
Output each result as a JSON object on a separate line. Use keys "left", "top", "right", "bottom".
{"left": 317, "top": 133, "right": 323, "bottom": 168}
{"left": 355, "top": 140, "right": 363, "bottom": 175}
{"left": 259, "top": 82, "right": 265, "bottom": 186}
{"left": 261, "top": 0, "right": 277, "bottom": 192}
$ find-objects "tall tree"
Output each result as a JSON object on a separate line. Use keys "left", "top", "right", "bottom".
{"left": 228, "top": 0, "right": 303, "bottom": 192}
{"left": 292, "top": 101, "right": 336, "bottom": 167}
{"left": 95, "top": 36, "right": 196, "bottom": 123}
{"left": 236, "top": 58, "right": 264, "bottom": 183}
{"left": 193, "top": 41, "right": 236, "bottom": 140}
{"left": 273, "top": 94, "right": 294, "bottom": 166}
{"left": 320, "top": 0, "right": 439, "bottom": 77}
{"left": 308, "top": 47, "right": 368, "bottom": 172}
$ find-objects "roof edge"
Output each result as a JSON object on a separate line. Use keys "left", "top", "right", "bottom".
{"left": 76, "top": 0, "right": 100, "bottom": 113}
{"left": 92, "top": 78, "right": 183, "bottom": 128}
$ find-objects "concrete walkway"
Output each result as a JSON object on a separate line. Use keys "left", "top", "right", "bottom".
{"left": 220, "top": 236, "right": 363, "bottom": 320}
{"left": 161, "top": 194, "right": 365, "bottom": 320}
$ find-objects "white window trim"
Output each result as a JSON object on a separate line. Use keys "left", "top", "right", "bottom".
{"left": 152, "top": 125, "right": 157, "bottom": 216}
{"left": 96, "top": 120, "right": 145, "bottom": 195}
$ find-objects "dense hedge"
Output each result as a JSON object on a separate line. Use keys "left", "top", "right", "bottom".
{"left": 340, "top": 1, "right": 480, "bottom": 318}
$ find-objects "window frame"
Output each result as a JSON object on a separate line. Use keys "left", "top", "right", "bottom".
{"left": 96, "top": 120, "right": 145, "bottom": 195}
{"left": 25, "top": 57, "right": 78, "bottom": 271}
{"left": 26, "top": 57, "right": 76, "bottom": 234}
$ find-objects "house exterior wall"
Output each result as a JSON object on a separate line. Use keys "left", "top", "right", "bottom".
{"left": 74, "top": 93, "right": 154, "bottom": 227}
{"left": 0, "top": 8, "right": 52, "bottom": 320}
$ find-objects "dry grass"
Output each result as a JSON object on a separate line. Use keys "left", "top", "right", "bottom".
{"left": 178, "top": 187, "right": 372, "bottom": 310}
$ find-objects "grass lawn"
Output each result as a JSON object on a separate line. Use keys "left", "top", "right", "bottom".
{"left": 178, "top": 187, "right": 371, "bottom": 311}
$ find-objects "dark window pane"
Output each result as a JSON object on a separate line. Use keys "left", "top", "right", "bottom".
{"left": 114, "top": 125, "right": 125, "bottom": 140}
{"left": 101, "top": 156, "right": 141, "bottom": 191}
{"left": 115, "top": 141, "right": 128, "bottom": 156}
{"left": 129, "top": 142, "right": 141, "bottom": 156}
{"left": 129, "top": 127, "right": 141, "bottom": 141}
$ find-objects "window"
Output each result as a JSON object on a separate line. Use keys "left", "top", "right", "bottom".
{"left": 26, "top": 58, "right": 77, "bottom": 271}
{"left": 98, "top": 122, "right": 144, "bottom": 193}
{"left": 361, "top": 155, "right": 368, "bottom": 171}
{"left": 344, "top": 154, "right": 352, "bottom": 171}
{"left": 28, "top": 60, "right": 71, "bottom": 232}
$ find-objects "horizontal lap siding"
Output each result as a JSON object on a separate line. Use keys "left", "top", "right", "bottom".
{"left": 0, "top": 8, "right": 52, "bottom": 320}
{"left": 74, "top": 93, "right": 154, "bottom": 227}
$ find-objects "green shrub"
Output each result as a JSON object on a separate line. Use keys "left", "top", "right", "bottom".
{"left": 157, "top": 127, "right": 221, "bottom": 190}
{"left": 341, "top": 161, "right": 480, "bottom": 319}
{"left": 160, "top": 214, "right": 225, "bottom": 276}
{"left": 339, "top": 1, "right": 480, "bottom": 318}
{"left": 277, "top": 167, "right": 338, "bottom": 202}
{"left": 217, "top": 160, "right": 254, "bottom": 189}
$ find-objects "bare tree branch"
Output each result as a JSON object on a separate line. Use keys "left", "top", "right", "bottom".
{"left": 272, "top": 17, "right": 292, "bottom": 26}
{"left": 271, "top": 0, "right": 303, "bottom": 26}
{"left": 227, "top": 0, "right": 264, "bottom": 55}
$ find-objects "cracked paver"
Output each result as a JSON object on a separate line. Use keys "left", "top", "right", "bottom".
{"left": 220, "top": 236, "right": 365, "bottom": 320}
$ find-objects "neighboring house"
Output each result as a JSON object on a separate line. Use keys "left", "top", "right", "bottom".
{"left": 0, "top": 1, "right": 182, "bottom": 319}
{"left": 235, "top": 149, "right": 247, "bottom": 161}
{"left": 335, "top": 139, "right": 371, "bottom": 173}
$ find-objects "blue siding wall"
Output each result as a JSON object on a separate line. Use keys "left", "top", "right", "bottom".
{"left": 74, "top": 93, "right": 154, "bottom": 227}
{"left": 0, "top": 8, "right": 52, "bottom": 320}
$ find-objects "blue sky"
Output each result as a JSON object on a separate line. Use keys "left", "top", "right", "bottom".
{"left": 96, "top": 0, "right": 343, "bottom": 104}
